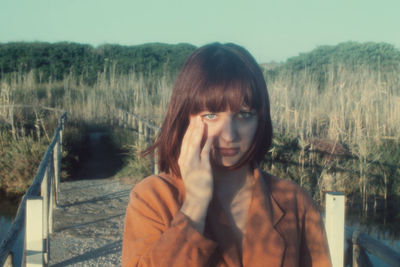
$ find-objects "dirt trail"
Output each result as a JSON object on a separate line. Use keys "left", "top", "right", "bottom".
{"left": 48, "top": 133, "right": 135, "bottom": 266}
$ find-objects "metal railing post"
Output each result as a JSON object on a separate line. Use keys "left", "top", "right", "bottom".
{"left": 325, "top": 192, "right": 345, "bottom": 267}
{"left": 59, "top": 115, "right": 64, "bottom": 154}
{"left": 53, "top": 134, "right": 61, "bottom": 206}
{"left": 4, "top": 254, "right": 13, "bottom": 267}
{"left": 40, "top": 166, "right": 50, "bottom": 265}
{"left": 48, "top": 151, "right": 55, "bottom": 235}
{"left": 26, "top": 197, "right": 44, "bottom": 267}
{"left": 138, "top": 120, "right": 144, "bottom": 147}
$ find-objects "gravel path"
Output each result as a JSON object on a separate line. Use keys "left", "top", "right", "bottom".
{"left": 48, "top": 132, "right": 137, "bottom": 266}
{"left": 48, "top": 178, "right": 133, "bottom": 266}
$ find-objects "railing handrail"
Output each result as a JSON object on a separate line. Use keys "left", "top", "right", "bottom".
{"left": 0, "top": 104, "right": 65, "bottom": 114}
{"left": 0, "top": 112, "right": 66, "bottom": 266}
{"left": 345, "top": 226, "right": 400, "bottom": 266}
{"left": 117, "top": 109, "right": 160, "bottom": 132}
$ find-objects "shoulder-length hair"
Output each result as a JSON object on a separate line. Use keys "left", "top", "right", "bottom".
{"left": 145, "top": 42, "right": 272, "bottom": 177}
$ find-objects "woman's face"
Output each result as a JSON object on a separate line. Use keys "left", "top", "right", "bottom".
{"left": 189, "top": 106, "right": 258, "bottom": 168}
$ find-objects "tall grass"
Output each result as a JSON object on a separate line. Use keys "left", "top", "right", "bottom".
{"left": 268, "top": 65, "right": 400, "bottom": 144}
{"left": 1, "top": 64, "right": 399, "bottom": 209}
{"left": 266, "top": 65, "right": 400, "bottom": 209}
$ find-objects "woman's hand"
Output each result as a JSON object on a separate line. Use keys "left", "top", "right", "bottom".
{"left": 178, "top": 116, "right": 214, "bottom": 233}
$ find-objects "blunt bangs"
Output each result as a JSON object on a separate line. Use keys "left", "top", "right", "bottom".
{"left": 187, "top": 45, "right": 263, "bottom": 115}
{"left": 190, "top": 80, "right": 259, "bottom": 115}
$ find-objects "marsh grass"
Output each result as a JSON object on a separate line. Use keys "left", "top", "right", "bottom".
{"left": 1, "top": 64, "right": 399, "bottom": 208}
{"left": 0, "top": 105, "right": 60, "bottom": 195}
{"left": 265, "top": 65, "right": 400, "bottom": 208}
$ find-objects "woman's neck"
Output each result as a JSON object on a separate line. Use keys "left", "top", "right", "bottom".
{"left": 212, "top": 164, "right": 253, "bottom": 199}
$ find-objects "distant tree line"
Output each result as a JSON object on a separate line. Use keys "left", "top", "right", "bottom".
{"left": 2, "top": 41, "right": 400, "bottom": 90}
{"left": 267, "top": 41, "right": 400, "bottom": 91}
{"left": 0, "top": 42, "right": 196, "bottom": 84}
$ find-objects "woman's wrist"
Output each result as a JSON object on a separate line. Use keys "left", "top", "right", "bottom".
{"left": 180, "top": 196, "right": 210, "bottom": 233}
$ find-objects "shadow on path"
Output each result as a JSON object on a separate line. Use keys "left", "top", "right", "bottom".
{"left": 49, "top": 131, "right": 133, "bottom": 266}
{"left": 59, "top": 189, "right": 131, "bottom": 208}
{"left": 72, "top": 132, "right": 124, "bottom": 180}
{"left": 50, "top": 240, "right": 122, "bottom": 267}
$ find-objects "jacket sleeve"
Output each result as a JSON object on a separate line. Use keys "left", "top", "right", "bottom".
{"left": 299, "top": 196, "right": 332, "bottom": 267}
{"left": 122, "top": 178, "right": 217, "bottom": 267}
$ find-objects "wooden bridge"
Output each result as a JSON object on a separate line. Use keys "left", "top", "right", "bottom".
{"left": 1, "top": 111, "right": 399, "bottom": 267}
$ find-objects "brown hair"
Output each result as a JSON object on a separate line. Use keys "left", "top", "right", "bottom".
{"left": 145, "top": 42, "right": 272, "bottom": 177}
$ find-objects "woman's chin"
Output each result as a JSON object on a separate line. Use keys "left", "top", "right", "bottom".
{"left": 211, "top": 157, "right": 240, "bottom": 169}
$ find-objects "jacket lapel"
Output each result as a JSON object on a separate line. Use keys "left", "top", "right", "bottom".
{"left": 242, "top": 169, "right": 286, "bottom": 267}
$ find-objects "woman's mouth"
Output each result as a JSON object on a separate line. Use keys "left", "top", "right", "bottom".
{"left": 216, "top": 147, "right": 240, "bottom": 157}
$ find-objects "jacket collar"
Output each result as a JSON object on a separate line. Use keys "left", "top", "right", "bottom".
{"left": 242, "top": 168, "right": 286, "bottom": 266}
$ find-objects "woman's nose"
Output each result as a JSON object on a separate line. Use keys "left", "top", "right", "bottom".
{"left": 219, "top": 116, "right": 238, "bottom": 142}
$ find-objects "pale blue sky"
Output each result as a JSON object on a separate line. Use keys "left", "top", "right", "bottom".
{"left": 1, "top": 0, "right": 399, "bottom": 62}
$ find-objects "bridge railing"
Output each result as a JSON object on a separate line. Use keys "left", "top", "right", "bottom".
{"left": 115, "top": 109, "right": 160, "bottom": 174}
{"left": 345, "top": 227, "right": 400, "bottom": 267}
{"left": 325, "top": 193, "right": 400, "bottom": 267}
{"left": 0, "top": 112, "right": 66, "bottom": 267}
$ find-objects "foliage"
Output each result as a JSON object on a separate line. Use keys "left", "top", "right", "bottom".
{"left": 0, "top": 42, "right": 196, "bottom": 84}
{"left": 110, "top": 127, "right": 152, "bottom": 179}
{"left": 267, "top": 41, "right": 400, "bottom": 91}
{"left": 262, "top": 133, "right": 400, "bottom": 206}
{"left": 61, "top": 120, "right": 90, "bottom": 180}
{"left": 0, "top": 129, "right": 47, "bottom": 195}
{"left": 1, "top": 40, "right": 399, "bottom": 208}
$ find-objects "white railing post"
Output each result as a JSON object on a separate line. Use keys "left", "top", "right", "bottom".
{"left": 145, "top": 126, "right": 150, "bottom": 147}
{"left": 325, "top": 192, "right": 345, "bottom": 267}
{"left": 154, "top": 152, "right": 159, "bottom": 175}
{"left": 26, "top": 197, "right": 44, "bottom": 267}
{"left": 128, "top": 114, "right": 134, "bottom": 128}
{"left": 59, "top": 116, "right": 64, "bottom": 154}
{"left": 138, "top": 120, "right": 144, "bottom": 147}
{"left": 40, "top": 167, "right": 50, "bottom": 264}
{"left": 124, "top": 112, "right": 128, "bottom": 128}
{"left": 53, "top": 134, "right": 61, "bottom": 206}
{"left": 48, "top": 152, "right": 55, "bottom": 234}
{"left": 4, "top": 254, "right": 13, "bottom": 267}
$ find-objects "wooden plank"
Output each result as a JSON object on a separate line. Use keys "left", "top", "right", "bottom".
{"left": 26, "top": 197, "right": 43, "bottom": 267}
{"left": 325, "top": 192, "right": 345, "bottom": 267}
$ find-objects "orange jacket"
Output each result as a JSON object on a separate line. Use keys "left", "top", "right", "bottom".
{"left": 122, "top": 169, "right": 332, "bottom": 267}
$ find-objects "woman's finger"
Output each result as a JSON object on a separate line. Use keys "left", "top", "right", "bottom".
{"left": 200, "top": 133, "right": 214, "bottom": 164}
{"left": 184, "top": 116, "right": 204, "bottom": 157}
{"left": 180, "top": 116, "right": 198, "bottom": 158}
{"left": 179, "top": 116, "right": 204, "bottom": 169}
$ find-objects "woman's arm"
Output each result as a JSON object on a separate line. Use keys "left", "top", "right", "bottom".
{"left": 122, "top": 116, "right": 219, "bottom": 266}
{"left": 178, "top": 116, "right": 216, "bottom": 233}
{"left": 122, "top": 179, "right": 217, "bottom": 267}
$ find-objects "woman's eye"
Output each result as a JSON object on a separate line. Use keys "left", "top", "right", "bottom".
{"left": 237, "top": 111, "right": 255, "bottom": 119}
{"left": 201, "top": 113, "right": 218, "bottom": 120}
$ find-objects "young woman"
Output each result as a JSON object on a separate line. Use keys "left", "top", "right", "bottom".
{"left": 122, "top": 43, "right": 332, "bottom": 267}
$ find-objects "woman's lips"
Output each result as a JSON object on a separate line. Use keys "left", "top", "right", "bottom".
{"left": 216, "top": 147, "right": 240, "bottom": 157}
